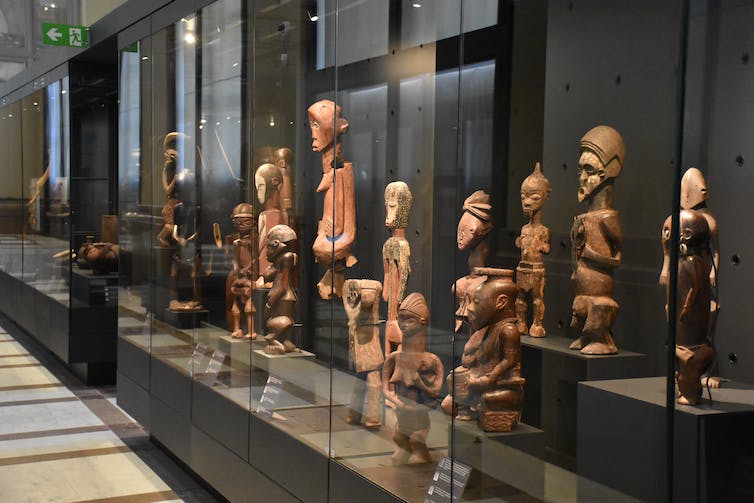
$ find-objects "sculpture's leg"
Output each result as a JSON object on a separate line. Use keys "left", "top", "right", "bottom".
{"left": 231, "top": 300, "right": 243, "bottom": 339}
{"left": 363, "top": 370, "right": 382, "bottom": 429}
{"left": 391, "top": 424, "right": 411, "bottom": 465}
{"left": 192, "top": 256, "right": 202, "bottom": 309}
{"left": 515, "top": 290, "right": 529, "bottom": 335}
{"left": 479, "top": 386, "right": 524, "bottom": 432}
{"left": 580, "top": 300, "right": 618, "bottom": 355}
{"left": 169, "top": 256, "right": 179, "bottom": 309}
{"left": 408, "top": 428, "right": 431, "bottom": 464}
{"left": 346, "top": 375, "right": 365, "bottom": 425}
{"left": 569, "top": 296, "right": 589, "bottom": 350}
{"left": 244, "top": 295, "right": 256, "bottom": 340}
{"left": 676, "top": 344, "right": 713, "bottom": 405}
{"left": 264, "top": 314, "right": 295, "bottom": 354}
{"left": 157, "top": 225, "right": 171, "bottom": 248}
{"left": 317, "top": 268, "right": 334, "bottom": 300}
{"left": 529, "top": 276, "right": 546, "bottom": 337}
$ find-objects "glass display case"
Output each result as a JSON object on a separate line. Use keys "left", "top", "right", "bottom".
{"left": 112, "top": 1, "right": 754, "bottom": 502}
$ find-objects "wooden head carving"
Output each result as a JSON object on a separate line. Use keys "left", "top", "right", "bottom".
{"left": 577, "top": 125, "right": 625, "bottom": 203}
{"left": 680, "top": 167, "right": 708, "bottom": 210}
{"left": 520, "top": 162, "right": 551, "bottom": 218}
{"left": 231, "top": 203, "right": 255, "bottom": 235}
{"left": 255, "top": 163, "right": 283, "bottom": 206}
{"left": 467, "top": 268, "right": 517, "bottom": 331}
{"left": 457, "top": 190, "right": 493, "bottom": 252}
{"left": 307, "top": 100, "right": 349, "bottom": 167}
{"left": 384, "top": 181, "right": 413, "bottom": 230}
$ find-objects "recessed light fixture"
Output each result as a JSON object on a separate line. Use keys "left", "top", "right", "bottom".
{"left": 412, "top": 3, "right": 421, "bottom": 7}
{"left": 307, "top": 9, "right": 318, "bottom": 22}
{"left": 184, "top": 32, "right": 196, "bottom": 44}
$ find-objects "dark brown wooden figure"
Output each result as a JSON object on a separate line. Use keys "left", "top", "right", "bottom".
{"left": 660, "top": 209, "right": 714, "bottom": 405}
{"left": 515, "top": 162, "right": 551, "bottom": 338}
{"left": 263, "top": 225, "right": 298, "bottom": 354}
{"left": 255, "top": 163, "right": 290, "bottom": 281}
{"left": 382, "top": 293, "right": 444, "bottom": 464}
{"left": 382, "top": 181, "right": 413, "bottom": 356}
{"left": 569, "top": 125, "right": 625, "bottom": 354}
{"left": 230, "top": 203, "right": 258, "bottom": 340}
{"left": 453, "top": 191, "right": 493, "bottom": 333}
{"left": 343, "top": 279, "right": 385, "bottom": 430}
{"left": 309, "top": 100, "right": 358, "bottom": 299}
{"left": 80, "top": 242, "right": 119, "bottom": 275}
{"left": 157, "top": 132, "right": 181, "bottom": 248}
{"left": 441, "top": 268, "right": 525, "bottom": 432}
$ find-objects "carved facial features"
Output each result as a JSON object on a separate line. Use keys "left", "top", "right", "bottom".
{"left": 520, "top": 188, "right": 546, "bottom": 218}
{"left": 397, "top": 310, "right": 424, "bottom": 338}
{"left": 577, "top": 150, "right": 606, "bottom": 202}
{"left": 255, "top": 173, "right": 266, "bottom": 204}
{"left": 457, "top": 212, "right": 484, "bottom": 251}
{"left": 307, "top": 100, "right": 348, "bottom": 156}
{"left": 384, "top": 181, "right": 412, "bottom": 230}
{"left": 265, "top": 225, "right": 296, "bottom": 263}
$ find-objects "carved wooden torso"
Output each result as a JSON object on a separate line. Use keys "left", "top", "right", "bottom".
{"left": 571, "top": 209, "right": 622, "bottom": 297}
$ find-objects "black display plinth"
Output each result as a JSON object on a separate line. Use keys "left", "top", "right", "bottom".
{"left": 71, "top": 267, "right": 118, "bottom": 304}
{"left": 162, "top": 308, "right": 209, "bottom": 329}
{"left": 451, "top": 420, "right": 545, "bottom": 500}
{"left": 520, "top": 334, "right": 647, "bottom": 467}
{"left": 578, "top": 377, "right": 754, "bottom": 503}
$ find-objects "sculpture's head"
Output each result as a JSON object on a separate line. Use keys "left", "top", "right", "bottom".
{"left": 307, "top": 100, "right": 349, "bottom": 153}
{"left": 343, "top": 279, "right": 382, "bottom": 323}
{"left": 265, "top": 224, "right": 297, "bottom": 262}
{"left": 231, "top": 203, "right": 255, "bottom": 234}
{"left": 679, "top": 209, "right": 710, "bottom": 254}
{"left": 520, "top": 162, "right": 551, "bottom": 218}
{"left": 163, "top": 131, "right": 185, "bottom": 169}
{"left": 384, "top": 181, "right": 413, "bottom": 230}
{"left": 467, "top": 268, "right": 517, "bottom": 332}
{"left": 255, "top": 163, "right": 283, "bottom": 205}
{"left": 274, "top": 147, "right": 294, "bottom": 171}
{"left": 577, "top": 125, "right": 625, "bottom": 202}
{"left": 680, "top": 167, "right": 708, "bottom": 210}
{"left": 457, "top": 190, "right": 493, "bottom": 251}
{"left": 397, "top": 292, "right": 429, "bottom": 338}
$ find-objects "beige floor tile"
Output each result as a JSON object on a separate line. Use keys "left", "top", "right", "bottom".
{"left": 0, "top": 430, "right": 124, "bottom": 459}
{"left": 0, "top": 400, "right": 103, "bottom": 436}
{"left": 0, "top": 341, "right": 27, "bottom": 356}
{"left": 0, "top": 365, "right": 60, "bottom": 388}
{"left": 0, "top": 386, "right": 75, "bottom": 404}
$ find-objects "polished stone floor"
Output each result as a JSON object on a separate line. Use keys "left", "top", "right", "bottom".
{"left": 0, "top": 317, "right": 221, "bottom": 503}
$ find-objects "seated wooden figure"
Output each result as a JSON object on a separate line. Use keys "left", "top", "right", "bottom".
{"left": 229, "top": 203, "right": 257, "bottom": 340}
{"left": 343, "top": 279, "right": 384, "bottom": 430}
{"left": 441, "top": 268, "right": 525, "bottom": 432}
{"left": 661, "top": 209, "right": 714, "bottom": 405}
{"left": 382, "top": 293, "right": 444, "bottom": 464}
{"left": 263, "top": 225, "right": 298, "bottom": 354}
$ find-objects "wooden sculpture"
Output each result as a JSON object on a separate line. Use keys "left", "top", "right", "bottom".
{"left": 661, "top": 209, "right": 714, "bottom": 405}
{"left": 441, "top": 268, "right": 524, "bottom": 432}
{"left": 382, "top": 293, "right": 444, "bottom": 464}
{"left": 274, "top": 147, "right": 295, "bottom": 214}
{"left": 230, "top": 203, "right": 258, "bottom": 340}
{"left": 569, "top": 125, "right": 625, "bottom": 354}
{"left": 515, "top": 162, "right": 551, "bottom": 337}
{"left": 343, "top": 279, "right": 384, "bottom": 429}
{"left": 309, "top": 100, "right": 357, "bottom": 299}
{"left": 453, "top": 191, "right": 493, "bottom": 333}
{"left": 255, "top": 163, "right": 290, "bottom": 281}
{"left": 263, "top": 225, "right": 298, "bottom": 354}
{"left": 382, "top": 181, "right": 413, "bottom": 355}
{"left": 157, "top": 132, "right": 181, "bottom": 248}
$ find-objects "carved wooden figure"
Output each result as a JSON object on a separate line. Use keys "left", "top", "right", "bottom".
{"left": 230, "top": 203, "right": 258, "bottom": 340}
{"left": 441, "top": 268, "right": 525, "bottom": 432}
{"left": 515, "top": 162, "right": 551, "bottom": 337}
{"left": 343, "top": 279, "right": 385, "bottom": 429}
{"left": 453, "top": 191, "right": 493, "bottom": 333}
{"left": 382, "top": 181, "right": 413, "bottom": 355}
{"left": 158, "top": 132, "right": 180, "bottom": 248}
{"left": 569, "top": 125, "right": 624, "bottom": 354}
{"left": 274, "top": 147, "right": 295, "bottom": 214}
{"left": 309, "top": 100, "right": 357, "bottom": 299}
{"left": 661, "top": 210, "right": 714, "bottom": 405}
{"left": 382, "top": 293, "right": 444, "bottom": 464}
{"left": 263, "top": 225, "right": 298, "bottom": 354}
{"left": 256, "top": 163, "right": 290, "bottom": 281}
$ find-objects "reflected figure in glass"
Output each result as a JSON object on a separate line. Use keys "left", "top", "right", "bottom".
{"left": 515, "top": 162, "right": 551, "bottom": 337}
{"left": 442, "top": 268, "right": 525, "bottom": 432}
{"left": 255, "top": 163, "right": 290, "bottom": 284}
{"left": 309, "top": 100, "right": 357, "bottom": 299}
{"left": 230, "top": 203, "right": 258, "bottom": 340}
{"left": 382, "top": 293, "right": 444, "bottom": 464}
{"left": 661, "top": 209, "right": 714, "bottom": 405}
{"left": 343, "top": 279, "right": 384, "bottom": 430}
{"left": 453, "top": 190, "right": 493, "bottom": 333}
{"left": 263, "top": 224, "right": 298, "bottom": 354}
{"left": 274, "top": 147, "right": 295, "bottom": 215}
{"left": 569, "top": 125, "right": 624, "bottom": 354}
{"left": 382, "top": 181, "right": 412, "bottom": 355}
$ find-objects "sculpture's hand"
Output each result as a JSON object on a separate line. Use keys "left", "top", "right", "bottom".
{"left": 709, "top": 268, "right": 717, "bottom": 289}
{"left": 514, "top": 236, "right": 522, "bottom": 249}
{"left": 323, "top": 217, "right": 334, "bottom": 237}
{"left": 468, "top": 375, "right": 490, "bottom": 390}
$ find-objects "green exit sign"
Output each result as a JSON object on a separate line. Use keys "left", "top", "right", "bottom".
{"left": 42, "top": 22, "right": 88, "bottom": 48}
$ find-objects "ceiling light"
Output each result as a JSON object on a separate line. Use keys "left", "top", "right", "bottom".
{"left": 413, "top": 3, "right": 421, "bottom": 7}
{"left": 307, "top": 10, "right": 318, "bottom": 22}
{"left": 184, "top": 32, "right": 196, "bottom": 44}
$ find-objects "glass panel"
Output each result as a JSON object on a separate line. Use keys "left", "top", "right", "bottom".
{"left": 0, "top": 102, "right": 23, "bottom": 279}
{"left": 0, "top": 1, "right": 27, "bottom": 49}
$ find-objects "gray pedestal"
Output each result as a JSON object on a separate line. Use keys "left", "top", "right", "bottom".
{"left": 452, "top": 421, "right": 545, "bottom": 500}
{"left": 578, "top": 377, "right": 754, "bottom": 502}
{"left": 520, "top": 334, "right": 647, "bottom": 466}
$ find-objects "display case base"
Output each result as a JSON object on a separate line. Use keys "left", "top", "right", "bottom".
{"left": 71, "top": 268, "right": 118, "bottom": 305}
{"left": 578, "top": 376, "right": 754, "bottom": 502}
{"left": 520, "top": 334, "right": 647, "bottom": 466}
{"left": 162, "top": 308, "right": 209, "bottom": 329}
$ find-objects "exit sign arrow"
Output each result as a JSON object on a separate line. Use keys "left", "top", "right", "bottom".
{"left": 46, "top": 27, "right": 62, "bottom": 42}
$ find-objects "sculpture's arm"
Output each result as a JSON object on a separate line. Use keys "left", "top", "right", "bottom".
{"left": 541, "top": 228, "right": 551, "bottom": 255}
{"left": 232, "top": 240, "right": 240, "bottom": 275}
{"left": 414, "top": 354, "right": 445, "bottom": 398}
{"left": 680, "top": 284, "right": 697, "bottom": 322}
{"left": 398, "top": 241, "right": 411, "bottom": 302}
{"left": 381, "top": 356, "right": 404, "bottom": 408}
{"left": 659, "top": 216, "right": 672, "bottom": 286}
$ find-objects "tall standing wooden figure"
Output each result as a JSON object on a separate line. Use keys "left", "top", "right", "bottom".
{"left": 382, "top": 181, "right": 412, "bottom": 355}
{"left": 569, "top": 125, "right": 625, "bottom": 354}
{"left": 309, "top": 100, "right": 357, "bottom": 299}
{"left": 515, "top": 162, "right": 551, "bottom": 337}
{"left": 229, "top": 203, "right": 258, "bottom": 340}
